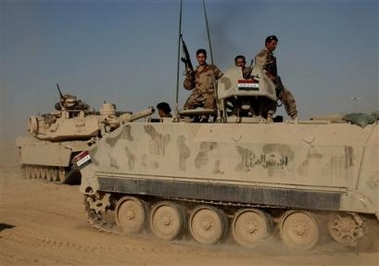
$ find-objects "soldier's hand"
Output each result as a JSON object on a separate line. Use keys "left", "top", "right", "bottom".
{"left": 243, "top": 67, "right": 252, "bottom": 79}
{"left": 275, "top": 84, "right": 284, "bottom": 98}
{"left": 185, "top": 69, "right": 193, "bottom": 76}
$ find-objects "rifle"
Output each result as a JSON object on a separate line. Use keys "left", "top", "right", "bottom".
{"left": 243, "top": 59, "right": 254, "bottom": 79}
{"left": 180, "top": 34, "right": 194, "bottom": 73}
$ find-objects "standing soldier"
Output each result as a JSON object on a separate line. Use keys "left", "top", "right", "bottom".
{"left": 255, "top": 35, "right": 298, "bottom": 119}
{"left": 183, "top": 49, "right": 223, "bottom": 111}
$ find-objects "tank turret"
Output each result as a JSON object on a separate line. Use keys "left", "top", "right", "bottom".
{"left": 16, "top": 85, "right": 154, "bottom": 184}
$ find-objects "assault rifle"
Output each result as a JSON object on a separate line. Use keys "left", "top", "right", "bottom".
{"left": 180, "top": 34, "right": 194, "bottom": 74}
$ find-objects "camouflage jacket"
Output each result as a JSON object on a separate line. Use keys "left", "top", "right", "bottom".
{"left": 183, "top": 63, "right": 223, "bottom": 94}
{"left": 255, "top": 48, "right": 278, "bottom": 77}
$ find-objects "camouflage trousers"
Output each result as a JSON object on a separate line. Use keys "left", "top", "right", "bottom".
{"left": 184, "top": 89, "right": 216, "bottom": 110}
{"left": 279, "top": 88, "right": 298, "bottom": 118}
{"left": 274, "top": 76, "right": 298, "bottom": 118}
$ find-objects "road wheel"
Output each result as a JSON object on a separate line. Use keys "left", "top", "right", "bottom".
{"left": 115, "top": 196, "right": 148, "bottom": 234}
{"left": 58, "top": 168, "right": 67, "bottom": 183}
{"left": 51, "top": 168, "right": 59, "bottom": 181}
{"left": 280, "top": 210, "right": 319, "bottom": 250}
{"left": 150, "top": 201, "right": 185, "bottom": 240}
{"left": 189, "top": 205, "right": 228, "bottom": 245}
{"left": 232, "top": 209, "right": 273, "bottom": 247}
{"left": 24, "top": 165, "right": 31, "bottom": 178}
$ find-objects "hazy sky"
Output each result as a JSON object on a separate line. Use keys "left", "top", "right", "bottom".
{"left": 1, "top": 0, "right": 378, "bottom": 141}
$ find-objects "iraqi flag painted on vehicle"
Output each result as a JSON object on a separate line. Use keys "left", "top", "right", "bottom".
{"left": 75, "top": 150, "right": 91, "bottom": 169}
{"left": 237, "top": 79, "right": 259, "bottom": 91}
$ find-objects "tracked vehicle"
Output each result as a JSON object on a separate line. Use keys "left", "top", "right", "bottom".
{"left": 77, "top": 65, "right": 378, "bottom": 250}
{"left": 16, "top": 86, "right": 154, "bottom": 184}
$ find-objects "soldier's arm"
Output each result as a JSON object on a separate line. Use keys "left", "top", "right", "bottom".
{"left": 213, "top": 65, "right": 223, "bottom": 80}
{"left": 255, "top": 50, "right": 276, "bottom": 81}
{"left": 254, "top": 50, "right": 267, "bottom": 69}
{"left": 183, "top": 70, "right": 195, "bottom": 90}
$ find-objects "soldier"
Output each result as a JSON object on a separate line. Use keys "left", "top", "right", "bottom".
{"left": 234, "top": 55, "right": 253, "bottom": 79}
{"left": 232, "top": 55, "right": 276, "bottom": 118}
{"left": 156, "top": 102, "right": 172, "bottom": 118}
{"left": 255, "top": 35, "right": 298, "bottom": 119}
{"left": 183, "top": 49, "right": 223, "bottom": 111}
{"left": 55, "top": 94, "right": 90, "bottom": 112}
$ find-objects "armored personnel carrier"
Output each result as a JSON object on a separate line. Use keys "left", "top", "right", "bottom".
{"left": 77, "top": 66, "right": 378, "bottom": 250}
{"left": 16, "top": 85, "right": 154, "bottom": 184}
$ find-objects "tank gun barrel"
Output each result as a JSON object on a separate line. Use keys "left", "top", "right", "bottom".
{"left": 118, "top": 107, "right": 155, "bottom": 123}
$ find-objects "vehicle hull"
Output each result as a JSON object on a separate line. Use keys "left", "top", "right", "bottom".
{"left": 80, "top": 121, "right": 379, "bottom": 219}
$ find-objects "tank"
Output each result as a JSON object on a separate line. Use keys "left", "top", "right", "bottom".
{"left": 76, "top": 65, "right": 378, "bottom": 250}
{"left": 16, "top": 85, "right": 154, "bottom": 184}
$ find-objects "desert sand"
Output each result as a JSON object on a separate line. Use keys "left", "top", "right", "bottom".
{"left": 1, "top": 140, "right": 378, "bottom": 266}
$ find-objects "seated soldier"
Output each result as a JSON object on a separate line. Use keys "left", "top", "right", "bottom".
{"left": 156, "top": 102, "right": 172, "bottom": 118}
{"left": 183, "top": 49, "right": 223, "bottom": 112}
{"left": 234, "top": 55, "right": 253, "bottom": 79}
{"left": 231, "top": 55, "right": 256, "bottom": 117}
{"left": 55, "top": 94, "right": 90, "bottom": 112}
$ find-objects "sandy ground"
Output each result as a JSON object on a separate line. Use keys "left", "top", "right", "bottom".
{"left": 1, "top": 140, "right": 378, "bottom": 266}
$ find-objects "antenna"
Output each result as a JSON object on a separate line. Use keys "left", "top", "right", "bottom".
{"left": 350, "top": 96, "right": 362, "bottom": 112}
{"left": 175, "top": 0, "right": 183, "bottom": 122}
{"left": 203, "top": 0, "right": 221, "bottom": 121}
{"left": 202, "top": 0, "right": 213, "bottom": 65}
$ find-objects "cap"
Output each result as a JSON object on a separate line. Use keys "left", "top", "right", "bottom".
{"left": 265, "top": 35, "right": 278, "bottom": 44}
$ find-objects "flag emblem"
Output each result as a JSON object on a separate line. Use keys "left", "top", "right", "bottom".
{"left": 237, "top": 79, "right": 259, "bottom": 91}
{"left": 75, "top": 150, "right": 91, "bottom": 169}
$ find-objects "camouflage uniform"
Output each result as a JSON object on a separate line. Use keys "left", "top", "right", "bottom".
{"left": 255, "top": 48, "right": 298, "bottom": 118}
{"left": 183, "top": 64, "right": 223, "bottom": 110}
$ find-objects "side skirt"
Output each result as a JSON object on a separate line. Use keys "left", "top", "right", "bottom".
{"left": 97, "top": 176, "right": 341, "bottom": 211}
